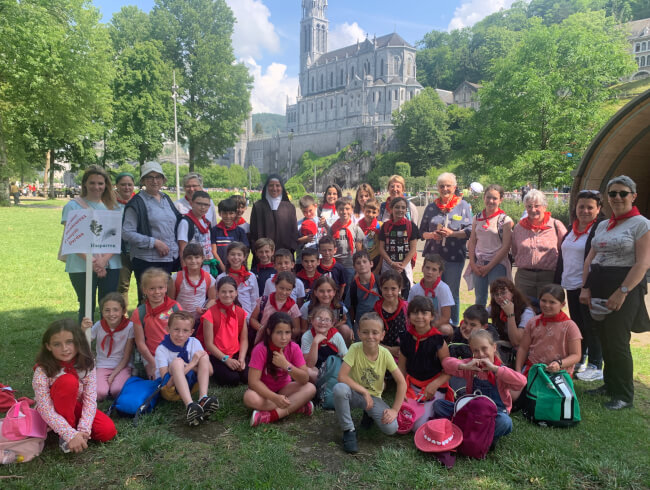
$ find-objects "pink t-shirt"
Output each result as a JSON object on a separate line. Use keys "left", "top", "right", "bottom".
{"left": 511, "top": 218, "right": 567, "bottom": 270}
{"left": 249, "top": 341, "right": 306, "bottom": 392}
{"left": 524, "top": 316, "right": 582, "bottom": 375}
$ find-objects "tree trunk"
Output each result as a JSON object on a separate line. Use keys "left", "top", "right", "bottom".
{"left": 0, "top": 118, "right": 10, "bottom": 207}
{"left": 48, "top": 150, "right": 56, "bottom": 199}
{"left": 44, "top": 150, "right": 50, "bottom": 191}
{"left": 188, "top": 139, "right": 195, "bottom": 173}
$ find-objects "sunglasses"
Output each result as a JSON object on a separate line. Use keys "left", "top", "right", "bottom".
{"left": 607, "top": 190, "right": 632, "bottom": 198}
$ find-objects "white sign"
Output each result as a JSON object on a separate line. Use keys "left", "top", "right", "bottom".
{"left": 60, "top": 209, "right": 122, "bottom": 256}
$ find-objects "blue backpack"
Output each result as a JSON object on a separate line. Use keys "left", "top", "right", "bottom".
{"left": 315, "top": 355, "right": 343, "bottom": 410}
{"left": 107, "top": 375, "right": 168, "bottom": 426}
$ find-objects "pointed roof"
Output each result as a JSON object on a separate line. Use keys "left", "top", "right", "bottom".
{"left": 315, "top": 32, "right": 414, "bottom": 65}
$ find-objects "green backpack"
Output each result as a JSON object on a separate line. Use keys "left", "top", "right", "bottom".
{"left": 523, "top": 363, "right": 580, "bottom": 427}
{"left": 315, "top": 355, "right": 342, "bottom": 410}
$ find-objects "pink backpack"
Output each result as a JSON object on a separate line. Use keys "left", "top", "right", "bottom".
{"left": 452, "top": 394, "right": 497, "bottom": 459}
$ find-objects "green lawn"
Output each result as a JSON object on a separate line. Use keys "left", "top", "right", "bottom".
{"left": 1, "top": 206, "right": 649, "bottom": 489}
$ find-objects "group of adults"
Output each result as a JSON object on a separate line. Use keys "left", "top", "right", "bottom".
{"left": 60, "top": 163, "right": 648, "bottom": 410}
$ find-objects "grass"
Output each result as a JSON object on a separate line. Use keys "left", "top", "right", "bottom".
{"left": 1, "top": 205, "right": 649, "bottom": 489}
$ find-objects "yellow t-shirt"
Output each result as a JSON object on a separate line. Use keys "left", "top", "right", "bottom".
{"left": 343, "top": 343, "right": 397, "bottom": 398}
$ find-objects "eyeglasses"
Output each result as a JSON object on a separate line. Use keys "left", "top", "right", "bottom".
{"left": 492, "top": 289, "right": 509, "bottom": 298}
{"left": 608, "top": 190, "right": 631, "bottom": 198}
{"left": 193, "top": 201, "right": 211, "bottom": 208}
{"left": 579, "top": 189, "right": 601, "bottom": 197}
{"left": 313, "top": 317, "right": 333, "bottom": 324}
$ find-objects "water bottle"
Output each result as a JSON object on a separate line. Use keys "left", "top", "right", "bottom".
{"left": 1, "top": 449, "right": 24, "bottom": 464}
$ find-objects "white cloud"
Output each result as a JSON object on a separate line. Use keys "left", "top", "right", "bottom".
{"left": 328, "top": 22, "right": 367, "bottom": 50}
{"left": 448, "top": 0, "right": 523, "bottom": 30}
{"left": 227, "top": 0, "right": 280, "bottom": 59}
{"left": 242, "top": 57, "right": 298, "bottom": 114}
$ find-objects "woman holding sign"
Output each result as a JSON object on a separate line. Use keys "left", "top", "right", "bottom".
{"left": 61, "top": 165, "right": 121, "bottom": 322}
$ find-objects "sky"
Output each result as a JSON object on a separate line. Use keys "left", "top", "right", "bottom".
{"left": 94, "top": 0, "right": 523, "bottom": 114}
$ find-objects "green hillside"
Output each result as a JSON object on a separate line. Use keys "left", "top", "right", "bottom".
{"left": 252, "top": 113, "right": 286, "bottom": 136}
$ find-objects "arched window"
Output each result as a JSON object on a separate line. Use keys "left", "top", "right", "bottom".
{"left": 330, "top": 99, "right": 333, "bottom": 108}
{"left": 643, "top": 42, "right": 647, "bottom": 51}
{"left": 316, "top": 24, "right": 321, "bottom": 51}
{"left": 311, "top": 103, "right": 314, "bottom": 112}
{"left": 407, "top": 58, "right": 412, "bottom": 77}
{"left": 340, "top": 69, "right": 344, "bottom": 85}
{"left": 311, "top": 77, "right": 314, "bottom": 92}
{"left": 636, "top": 57, "right": 640, "bottom": 66}
{"left": 636, "top": 43, "right": 641, "bottom": 52}
{"left": 320, "top": 101, "right": 323, "bottom": 110}
{"left": 373, "top": 92, "right": 376, "bottom": 102}
{"left": 330, "top": 72, "right": 333, "bottom": 87}
{"left": 340, "top": 97, "right": 343, "bottom": 107}
{"left": 380, "top": 59, "right": 384, "bottom": 76}
{"left": 394, "top": 57, "right": 399, "bottom": 75}
{"left": 642, "top": 57, "right": 646, "bottom": 67}
{"left": 301, "top": 105, "right": 304, "bottom": 113}
{"left": 388, "top": 91, "right": 391, "bottom": 101}
{"left": 320, "top": 74, "right": 324, "bottom": 90}
{"left": 378, "top": 92, "right": 381, "bottom": 102}
{"left": 351, "top": 66, "right": 355, "bottom": 79}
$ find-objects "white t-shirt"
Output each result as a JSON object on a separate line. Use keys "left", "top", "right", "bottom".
{"left": 217, "top": 272, "right": 259, "bottom": 317}
{"left": 154, "top": 337, "right": 204, "bottom": 378}
{"left": 300, "top": 329, "right": 348, "bottom": 357}
{"left": 591, "top": 215, "right": 650, "bottom": 268}
{"left": 91, "top": 321, "right": 135, "bottom": 369}
{"left": 171, "top": 271, "right": 216, "bottom": 320}
{"left": 176, "top": 216, "right": 213, "bottom": 265}
{"left": 407, "top": 281, "right": 455, "bottom": 321}
{"left": 263, "top": 275, "right": 306, "bottom": 301}
{"left": 561, "top": 231, "right": 588, "bottom": 290}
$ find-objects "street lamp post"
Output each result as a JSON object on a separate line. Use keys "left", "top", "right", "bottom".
{"left": 172, "top": 70, "right": 180, "bottom": 201}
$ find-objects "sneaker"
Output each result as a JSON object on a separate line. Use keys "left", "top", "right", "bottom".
{"left": 186, "top": 402, "right": 204, "bottom": 427}
{"left": 360, "top": 411, "right": 374, "bottom": 429}
{"left": 198, "top": 395, "right": 220, "bottom": 419}
{"left": 342, "top": 430, "right": 359, "bottom": 454}
{"left": 576, "top": 365, "right": 604, "bottom": 382}
{"left": 250, "top": 410, "right": 272, "bottom": 427}
{"left": 59, "top": 437, "right": 71, "bottom": 454}
{"left": 586, "top": 384, "right": 608, "bottom": 396}
{"left": 295, "top": 401, "right": 314, "bottom": 417}
{"left": 603, "top": 399, "right": 633, "bottom": 410}
{"left": 574, "top": 362, "right": 587, "bottom": 374}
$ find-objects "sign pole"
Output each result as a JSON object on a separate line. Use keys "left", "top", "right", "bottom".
{"left": 84, "top": 254, "right": 93, "bottom": 346}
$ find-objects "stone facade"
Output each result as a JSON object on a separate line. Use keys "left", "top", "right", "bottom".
{"left": 453, "top": 81, "right": 481, "bottom": 110}
{"left": 627, "top": 18, "right": 650, "bottom": 79}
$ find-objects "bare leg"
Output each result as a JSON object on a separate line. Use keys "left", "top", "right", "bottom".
{"left": 243, "top": 389, "right": 280, "bottom": 411}
{"left": 275, "top": 382, "right": 316, "bottom": 419}
{"left": 197, "top": 355, "right": 213, "bottom": 399}
{"left": 169, "top": 358, "right": 193, "bottom": 405}
{"left": 308, "top": 367, "right": 319, "bottom": 384}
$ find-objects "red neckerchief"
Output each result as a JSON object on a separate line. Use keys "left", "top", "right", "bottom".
{"left": 355, "top": 274, "right": 380, "bottom": 299}
{"left": 270, "top": 292, "right": 295, "bottom": 313}
{"left": 420, "top": 277, "right": 441, "bottom": 298}
{"left": 477, "top": 208, "right": 505, "bottom": 229}
{"left": 59, "top": 359, "right": 78, "bottom": 379}
{"left": 486, "top": 356, "right": 502, "bottom": 386}
{"left": 269, "top": 343, "right": 284, "bottom": 353}
{"left": 572, "top": 219, "right": 596, "bottom": 241}
{"left": 321, "top": 202, "right": 336, "bottom": 212}
{"left": 435, "top": 195, "right": 460, "bottom": 213}
{"left": 99, "top": 317, "right": 130, "bottom": 357}
{"left": 297, "top": 269, "right": 321, "bottom": 288}
{"left": 146, "top": 296, "right": 176, "bottom": 319}
{"left": 228, "top": 265, "right": 251, "bottom": 285}
{"left": 183, "top": 267, "right": 207, "bottom": 294}
{"left": 257, "top": 262, "right": 274, "bottom": 270}
{"left": 607, "top": 206, "right": 641, "bottom": 231}
{"left": 499, "top": 309, "right": 508, "bottom": 324}
{"left": 213, "top": 300, "right": 237, "bottom": 320}
{"left": 373, "top": 298, "right": 407, "bottom": 331}
{"left": 536, "top": 311, "right": 570, "bottom": 327}
{"left": 117, "top": 193, "right": 135, "bottom": 205}
{"left": 319, "top": 258, "right": 336, "bottom": 272}
{"left": 358, "top": 217, "right": 378, "bottom": 236}
{"left": 331, "top": 219, "right": 354, "bottom": 252}
{"left": 216, "top": 220, "right": 237, "bottom": 237}
{"left": 382, "top": 217, "right": 410, "bottom": 237}
{"left": 519, "top": 212, "right": 551, "bottom": 231}
{"left": 185, "top": 212, "right": 210, "bottom": 234}
{"left": 310, "top": 327, "right": 339, "bottom": 353}
{"left": 406, "top": 323, "right": 442, "bottom": 352}
{"left": 236, "top": 217, "right": 246, "bottom": 225}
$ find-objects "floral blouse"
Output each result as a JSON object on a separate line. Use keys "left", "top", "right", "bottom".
{"left": 419, "top": 200, "right": 473, "bottom": 263}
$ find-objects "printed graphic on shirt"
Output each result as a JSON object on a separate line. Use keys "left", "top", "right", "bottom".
{"left": 360, "top": 366, "right": 380, "bottom": 389}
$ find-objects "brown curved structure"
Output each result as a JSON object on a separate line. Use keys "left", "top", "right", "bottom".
{"left": 572, "top": 90, "right": 650, "bottom": 217}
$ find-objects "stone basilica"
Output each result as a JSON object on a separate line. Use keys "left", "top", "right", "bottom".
{"left": 286, "top": 0, "right": 423, "bottom": 133}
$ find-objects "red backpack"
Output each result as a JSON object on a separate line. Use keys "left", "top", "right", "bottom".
{"left": 452, "top": 394, "right": 497, "bottom": 459}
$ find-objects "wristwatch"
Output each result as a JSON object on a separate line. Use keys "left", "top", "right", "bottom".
{"left": 286, "top": 365, "right": 293, "bottom": 373}
{"left": 221, "top": 355, "right": 229, "bottom": 363}
{"left": 620, "top": 286, "right": 629, "bottom": 294}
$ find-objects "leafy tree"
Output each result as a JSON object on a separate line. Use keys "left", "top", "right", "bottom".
{"left": 151, "top": 0, "right": 253, "bottom": 171}
{"left": 470, "top": 12, "right": 635, "bottom": 188}
{"left": 108, "top": 8, "right": 173, "bottom": 166}
{"left": 254, "top": 122, "right": 264, "bottom": 136}
{"left": 392, "top": 88, "right": 451, "bottom": 177}
{"left": 395, "top": 161, "right": 411, "bottom": 178}
{"left": 0, "top": 0, "right": 113, "bottom": 202}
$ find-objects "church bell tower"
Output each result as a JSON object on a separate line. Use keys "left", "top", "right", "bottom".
{"left": 300, "top": 1, "right": 328, "bottom": 79}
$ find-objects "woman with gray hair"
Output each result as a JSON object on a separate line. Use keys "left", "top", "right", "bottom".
{"left": 419, "top": 172, "right": 473, "bottom": 325}
{"left": 174, "top": 172, "right": 216, "bottom": 224}
{"left": 511, "top": 189, "right": 567, "bottom": 302}
{"left": 580, "top": 175, "right": 650, "bottom": 410}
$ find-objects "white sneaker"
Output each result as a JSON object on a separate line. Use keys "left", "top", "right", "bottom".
{"left": 576, "top": 365, "right": 603, "bottom": 382}
{"left": 574, "top": 362, "right": 587, "bottom": 374}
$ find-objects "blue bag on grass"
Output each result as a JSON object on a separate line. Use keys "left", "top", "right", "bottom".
{"left": 107, "top": 374, "right": 169, "bottom": 426}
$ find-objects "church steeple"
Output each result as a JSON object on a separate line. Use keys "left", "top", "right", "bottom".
{"left": 300, "top": 0, "right": 328, "bottom": 75}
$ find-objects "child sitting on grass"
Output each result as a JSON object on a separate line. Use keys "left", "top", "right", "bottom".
{"left": 244, "top": 312, "right": 316, "bottom": 426}
{"left": 218, "top": 241, "right": 259, "bottom": 317}
{"left": 435, "top": 329, "right": 527, "bottom": 447}
{"left": 301, "top": 276, "right": 351, "bottom": 344}
{"left": 301, "top": 305, "right": 348, "bottom": 382}
{"left": 132, "top": 268, "right": 181, "bottom": 380}
{"left": 155, "top": 311, "right": 219, "bottom": 426}
{"left": 251, "top": 271, "right": 302, "bottom": 342}
{"left": 398, "top": 296, "right": 452, "bottom": 431}
{"left": 333, "top": 312, "right": 407, "bottom": 453}
{"left": 373, "top": 270, "right": 408, "bottom": 359}
{"left": 34, "top": 319, "right": 117, "bottom": 453}
{"left": 250, "top": 238, "right": 276, "bottom": 293}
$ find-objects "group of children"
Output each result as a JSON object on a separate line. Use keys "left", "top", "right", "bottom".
{"left": 32, "top": 186, "right": 583, "bottom": 456}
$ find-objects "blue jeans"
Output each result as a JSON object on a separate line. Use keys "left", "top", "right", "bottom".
{"left": 432, "top": 399, "right": 513, "bottom": 443}
{"left": 473, "top": 264, "right": 507, "bottom": 307}
{"left": 442, "top": 260, "right": 465, "bottom": 325}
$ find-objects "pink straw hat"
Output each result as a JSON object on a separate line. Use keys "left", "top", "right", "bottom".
{"left": 414, "top": 419, "right": 463, "bottom": 453}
